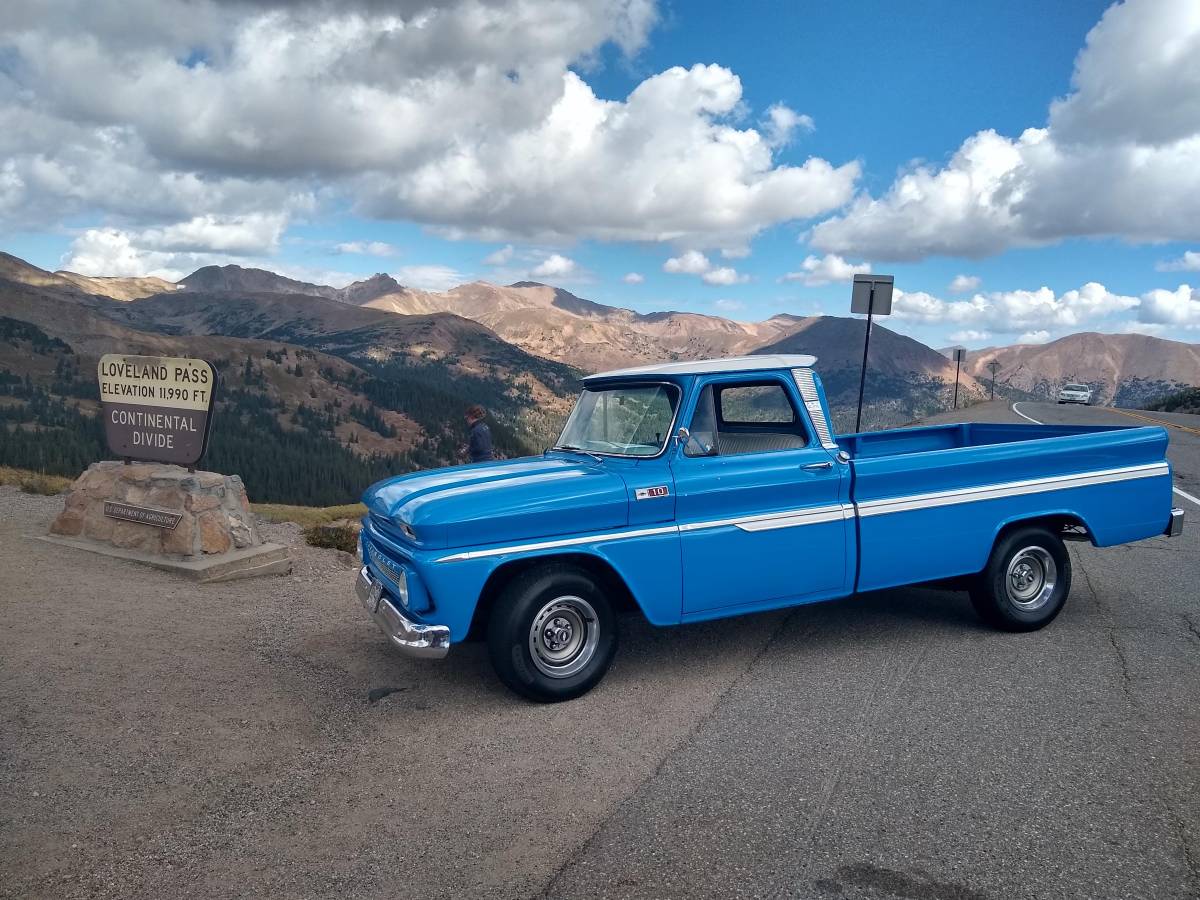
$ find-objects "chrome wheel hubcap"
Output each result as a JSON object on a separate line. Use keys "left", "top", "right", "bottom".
{"left": 528, "top": 595, "right": 599, "bottom": 678}
{"left": 1005, "top": 546, "right": 1057, "bottom": 611}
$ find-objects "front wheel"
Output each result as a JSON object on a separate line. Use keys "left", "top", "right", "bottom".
{"left": 970, "top": 526, "right": 1072, "bottom": 631}
{"left": 487, "top": 564, "right": 617, "bottom": 702}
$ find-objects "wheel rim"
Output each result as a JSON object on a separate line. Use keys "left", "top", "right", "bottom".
{"left": 1005, "top": 545, "right": 1057, "bottom": 611}
{"left": 528, "top": 595, "right": 599, "bottom": 679}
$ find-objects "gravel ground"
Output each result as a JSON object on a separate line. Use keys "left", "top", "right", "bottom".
{"left": 0, "top": 486, "right": 776, "bottom": 899}
{"left": 2, "top": 401, "right": 1197, "bottom": 900}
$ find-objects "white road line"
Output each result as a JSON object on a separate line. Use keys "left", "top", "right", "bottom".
{"left": 1011, "top": 402, "right": 1043, "bottom": 425}
{"left": 1174, "top": 485, "right": 1200, "bottom": 508}
{"left": 1011, "top": 402, "right": 1200, "bottom": 510}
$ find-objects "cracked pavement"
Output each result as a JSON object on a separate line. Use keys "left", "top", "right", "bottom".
{"left": 2, "top": 401, "right": 1197, "bottom": 899}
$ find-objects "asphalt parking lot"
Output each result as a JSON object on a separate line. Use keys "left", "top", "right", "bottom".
{"left": 2, "top": 400, "right": 1197, "bottom": 899}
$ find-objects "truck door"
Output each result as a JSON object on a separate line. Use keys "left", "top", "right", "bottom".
{"left": 670, "top": 374, "right": 850, "bottom": 616}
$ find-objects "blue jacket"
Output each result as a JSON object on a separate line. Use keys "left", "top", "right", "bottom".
{"left": 468, "top": 419, "right": 493, "bottom": 462}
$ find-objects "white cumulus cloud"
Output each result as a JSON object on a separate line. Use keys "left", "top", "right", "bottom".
{"left": 60, "top": 213, "right": 288, "bottom": 279}
{"left": 701, "top": 266, "right": 748, "bottom": 286}
{"left": 948, "top": 329, "right": 992, "bottom": 343}
{"left": 810, "top": 0, "right": 1200, "bottom": 260}
{"left": 0, "top": 1, "right": 859, "bottom": 250}
{"left": 664, "top": 250, "right": 746, "bottom": 285}
{"left": 780, "top": 253, "right": 870, "bottom": 286}
{"left": 663, "top": 250, "right": 712, "bottom": 275}
{"left": 483, "top": 244, "right": 515, "bottom": 266}
{"left": 622, "top": 272, "right": 645, "bottom": 284}
{"left": 1017, "top": 330, "right": 1052, "bottom": 344}
{"left": 893, "top": 281, "right": 1140, "bottom": 335}
{"left": 392, "top": 265, "right": 468, "bottom": 292}
{"left": 948, "top": 274, "right": 982, "bottom": 294}
{"left": 530, "top": 253, "right": 577, "bottom": 279}
{"left": 336, "top": 241, "right": 398, "bottom": 257}
{"left": 1156, "top": 251, "right": 1200, "bottom": 272}
{"left": 1137, "top": 284, "right": 1200, "bottom": 328}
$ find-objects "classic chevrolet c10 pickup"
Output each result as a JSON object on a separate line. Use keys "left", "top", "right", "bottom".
{"left": 356, "top": 354, "right": 1184, "bottom": 701}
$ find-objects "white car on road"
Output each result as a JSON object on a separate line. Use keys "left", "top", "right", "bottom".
{"left": 1057, "top": 383, "right": 1093, "bottom": 405}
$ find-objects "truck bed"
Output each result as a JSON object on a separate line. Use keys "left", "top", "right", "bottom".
{"left": 836, "top": 422, "right": 1127, "bottom": 459}
{"left": 837, "top": 422, "right": 1173, "bottom": 594}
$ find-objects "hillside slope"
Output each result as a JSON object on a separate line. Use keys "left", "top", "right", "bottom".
{"left": 0, "top": 258, "right": 579, "bottom": 504}
{"left": 965, "top": 332, "right": 1200, "bottom": 407}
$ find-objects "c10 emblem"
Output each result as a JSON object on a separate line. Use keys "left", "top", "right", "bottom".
{"left": 635, "top": 485, "right": 670, "bottom": 500}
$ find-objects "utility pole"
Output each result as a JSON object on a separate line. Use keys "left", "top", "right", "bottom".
{"left": 986, "top": 359, "right": 1002, "bottom": 400}
{"left": 950, "top": 347, "right": 966, "bottom": 410}
{"left": 850, "top": 274, "right": 895, "bottom": 433}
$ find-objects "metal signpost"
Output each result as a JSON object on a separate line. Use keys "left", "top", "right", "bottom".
{"left": 950, "top": 347, "right": 967, "bottom": 409}
{"left": 850, "top": 274, "right": 895, "bottom": 433}
{"left": 97, "top": 354, "right": 217, "bottom": 469}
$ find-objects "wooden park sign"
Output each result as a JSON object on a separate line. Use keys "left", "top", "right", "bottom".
{"left": 97, "top": 354, "right": 216, "bottom": 467}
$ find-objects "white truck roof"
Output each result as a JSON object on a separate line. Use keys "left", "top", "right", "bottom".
{"left": 583, "top": 354, "right": 818, "bottom": 382}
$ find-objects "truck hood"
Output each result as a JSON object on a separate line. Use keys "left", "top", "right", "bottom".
{"left": 363, "top": 456, "right": 629, "bottom": 550}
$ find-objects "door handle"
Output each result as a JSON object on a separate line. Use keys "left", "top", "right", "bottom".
{"left": 802, "top": 461, "right": 833, "bottom": 470}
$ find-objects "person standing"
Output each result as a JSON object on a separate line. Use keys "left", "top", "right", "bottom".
{"left": 465, "top": 404, "right": 494, "bottom": 463}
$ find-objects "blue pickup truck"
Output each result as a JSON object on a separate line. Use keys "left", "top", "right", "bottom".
{"left": 357, "top": 355, "right": 1184, "bottom": 701}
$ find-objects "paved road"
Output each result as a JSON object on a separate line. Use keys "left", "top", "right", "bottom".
{"left": 2, "top": 402, "right": 1197, "bottom": 899}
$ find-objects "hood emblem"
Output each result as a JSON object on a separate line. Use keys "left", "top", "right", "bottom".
{"left": 635, "top": 485, "right": 670, "bottom": 500}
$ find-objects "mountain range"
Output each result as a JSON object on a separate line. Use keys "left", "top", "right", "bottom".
{"left": 1, "top": 250, "right": 1197, "bottom": 504}
{"left": 157, "top": 263, "right": 986, "bottom": 417}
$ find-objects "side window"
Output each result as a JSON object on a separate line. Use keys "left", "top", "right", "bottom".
{"left": 684, "top": 385, "right": 719, "bottom": 457}
{"left": 695, "top": 380, "right": 807, "bottom": 457}
{"left": 716, "top": 383, "right": 797, "bottom": 425}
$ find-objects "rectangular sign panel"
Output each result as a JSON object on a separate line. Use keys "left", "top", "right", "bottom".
{"left": 98, "top": 354, "right": 216, "bottom": 466}
{"left": 850, "top": 274, "right": 895, "bottom": 316}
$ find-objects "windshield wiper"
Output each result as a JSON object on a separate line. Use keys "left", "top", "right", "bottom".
{"left": 550, "top": 445, "right": 605, "bottom": 463}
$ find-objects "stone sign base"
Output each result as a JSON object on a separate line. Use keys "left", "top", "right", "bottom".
{"left": 45, "top": 461, "right": 291, "bottom": 582}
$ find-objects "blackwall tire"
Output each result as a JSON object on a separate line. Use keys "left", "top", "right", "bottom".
{"left": 970, "top": 526, "right": 1072, "bottom": 632}
{"left": 487, "top": 564, "right": 617, "bottom": 702}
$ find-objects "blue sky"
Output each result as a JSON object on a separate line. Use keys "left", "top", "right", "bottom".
{"left": 3, "top": 0, "right": 1200, "bottom": 349}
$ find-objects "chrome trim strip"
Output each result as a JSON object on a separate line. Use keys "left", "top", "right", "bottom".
{"left": 435, "top": 524, "right": 680, "bottom": 562}
{"left": 856, "top": 462, "right": 1170, "bottom": 517}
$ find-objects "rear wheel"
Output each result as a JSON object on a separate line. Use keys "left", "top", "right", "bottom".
{"left": 487, "top": 564, "right": 617, "bottom": 702}
{"left": 970, "top": 526, "right": 1071, "bottom": 631}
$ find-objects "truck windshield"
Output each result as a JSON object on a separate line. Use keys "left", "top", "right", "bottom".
{"left": 1065, "top": 384, "right": 1088, "bottom": 391}
{"left": 555, "top": 383, "right": 679, "bottom": 458}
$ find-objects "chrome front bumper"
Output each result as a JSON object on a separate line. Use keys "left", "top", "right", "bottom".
{"left": 355, "top": 566, "right": 450, "bottom": 659}
{"left": 1166, "top": 507, "right": 1185, "bottom": 537}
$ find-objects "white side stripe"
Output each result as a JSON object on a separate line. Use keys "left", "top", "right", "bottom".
{"left": 1010, "top": 401, "right": 1198, "bottom": 510}
{"left": 434, "top": 461, "right": 1171, "bottom": 562}
{"left": 436, "top": 524, "right": 679, "bottom": 562}
{"left": 679, "top": 503, "right": 850, "bottom": 533}
{"left": 856, "top": 462, "right": 1170, "bottom": 517}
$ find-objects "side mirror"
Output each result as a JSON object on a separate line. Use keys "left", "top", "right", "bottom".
{"left": 676, "top": 426, "right": 691, "bottom": 446}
